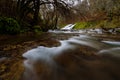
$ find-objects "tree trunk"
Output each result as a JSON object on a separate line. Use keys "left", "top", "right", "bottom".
{"left": 33, "top": 0, "right": 40, "bottom": 25}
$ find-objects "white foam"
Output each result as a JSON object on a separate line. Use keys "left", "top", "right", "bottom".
{"left": 61, "top": 24, "right": 75, "bottom": 30}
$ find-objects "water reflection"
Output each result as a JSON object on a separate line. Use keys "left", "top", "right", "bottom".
{"left": 22, "top": 35, "right": 120, "bottom": 80}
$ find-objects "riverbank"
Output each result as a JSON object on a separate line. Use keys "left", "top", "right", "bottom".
{"left": 0, "top": 32, "right": 60, "bottom": 80}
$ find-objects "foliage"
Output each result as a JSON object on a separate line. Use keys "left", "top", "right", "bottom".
{"left": 0, "top": 17, "right": 21, "bottom": 34}
{"left": 97, "top": 19, "right": 120, "bottom": 29}
{"left": 0, "top": 0, "right": 73, "bottom": 33}
{"left": 73, "top": 17, "right": 120, "bottom": 30}
{"left": 0, "top": 0, "right": 119, "bottom": 33}
{"left": 16, "top": 0, "right": 72, "bottom": 30}
{"left": 71, "top": 0, "right": 120, "bottom": 30}
{"left": 33, "top": 25, "right": 42, "bottom": 33}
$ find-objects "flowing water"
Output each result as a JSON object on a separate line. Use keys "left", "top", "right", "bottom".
{"left": 61, "top": 24, "right": 75, "bottom": 30}
{"left": 22, "top": 34, "right": 120, "bottom": 80}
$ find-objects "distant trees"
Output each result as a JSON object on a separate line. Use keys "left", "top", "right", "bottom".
{"left": 89, "top": 0, "right": 120, "bottom": 15}
{"left": 73, "top": 0, "right": 120, "bottom": 21}
{"left": 72, "top": 0, "right": 90, "bottom": 21}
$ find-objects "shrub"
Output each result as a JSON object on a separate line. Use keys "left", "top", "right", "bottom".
{"left": 0, "top": 17, "right": 21, "bottom": 34}
{"left": 98, "top": 19, "right": 120, "bottom": 29}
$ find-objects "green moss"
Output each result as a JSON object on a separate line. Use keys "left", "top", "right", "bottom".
{"left": 73, "top": 21, "right": 98, "bottom": 29}
{"left": 96, "top": 18, "right": 120, "bottom": 29}
{"left": 73, "top": 16, "right": 119, "bottom": 30}
{"left": 73, "top": 22, "right": 87, "bottom": 29}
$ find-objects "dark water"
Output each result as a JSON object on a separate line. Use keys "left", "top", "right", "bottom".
{"left": 22, "top": 34, "right": 120, "bottom": 80}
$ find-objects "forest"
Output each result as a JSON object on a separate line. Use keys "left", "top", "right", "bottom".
{"left": 0, "top": 0, "right": 120, "bottom": 34}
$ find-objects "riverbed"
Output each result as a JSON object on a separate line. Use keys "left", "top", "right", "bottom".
{"left": 0, "top": 32, "right": 120, "bottom": 80}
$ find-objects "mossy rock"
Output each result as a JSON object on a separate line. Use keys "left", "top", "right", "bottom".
{"left": 73, "top": 22, "right": 87, "bottom": 29}
{"left": 73, "top": 21, "right": 98, "bottom": 29}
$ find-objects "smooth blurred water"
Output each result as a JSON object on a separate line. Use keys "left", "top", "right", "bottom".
{"left": 22, "top": 34, "right": 120, "bottom": 80}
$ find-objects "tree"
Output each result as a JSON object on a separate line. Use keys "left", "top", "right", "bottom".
{"left": 88, "top": 0, "right": 120, "bottom": 19}
{"left": 16, "top": 0, "right": 76, "bottom": 30}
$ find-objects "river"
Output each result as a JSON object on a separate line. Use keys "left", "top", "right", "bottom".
{"left": 21, "top": 32, "right": 120, "bottom": 80}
